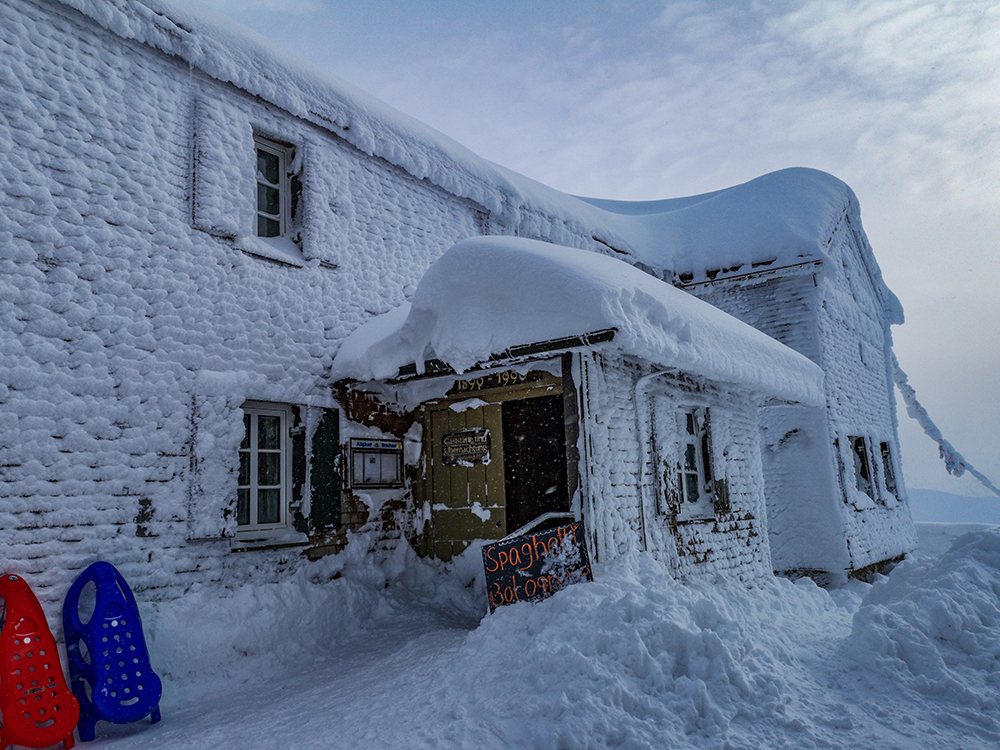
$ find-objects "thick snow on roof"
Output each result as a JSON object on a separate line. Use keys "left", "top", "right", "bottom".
{"left": 61, "top": 0, "right": 900, "bottom": 306}
{"left": 577, "top": 167, "right": 853, "bottom": 277}
{"left": 332, "top": 237, "right": 825, "bottom": 406}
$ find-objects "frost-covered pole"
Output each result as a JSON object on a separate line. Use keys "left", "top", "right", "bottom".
{"left": 892, "top": 352, "right": 1000, "bottom": 498}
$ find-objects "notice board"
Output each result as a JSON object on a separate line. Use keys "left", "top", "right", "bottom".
{"left": 482, "top": 520, "right": 593, "bottom": 613}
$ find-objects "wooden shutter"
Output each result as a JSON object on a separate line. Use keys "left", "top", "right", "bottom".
{"left": 704, "top": 409, "right": 732, "bottom": 515}
{"left": 310, "top": 408, "right": 341, "bottom": 530}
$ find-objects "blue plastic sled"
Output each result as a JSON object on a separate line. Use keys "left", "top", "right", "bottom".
{"left": 62, "top": 562, "right": 162, "bottom": 742}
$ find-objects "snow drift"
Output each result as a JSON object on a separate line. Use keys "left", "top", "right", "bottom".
{"left": 126, "top": 526, "right": 1000, "bottom": 750}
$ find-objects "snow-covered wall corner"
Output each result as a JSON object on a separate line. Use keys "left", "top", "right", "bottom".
{"left": 842, "top": 201, "right": 905, "bottom": 326}
{"left": 577, "top": 352, "right": 646, "bottom": 564}
{"left": 818, "top": 212, "right": 917, "bottom": 569}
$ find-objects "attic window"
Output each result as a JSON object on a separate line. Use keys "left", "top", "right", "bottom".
{"left": 255, "top": 136, "right": 291, "bottom": 238}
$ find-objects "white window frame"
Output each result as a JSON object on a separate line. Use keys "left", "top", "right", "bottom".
{"left": 237, "top": 401, "right": 293, "bottom": 539}
{"left": 254, "top": 136, "right": 291, "bottom": 238}
{"left": 675, "top": 407, "right": 717, "bottom": 522}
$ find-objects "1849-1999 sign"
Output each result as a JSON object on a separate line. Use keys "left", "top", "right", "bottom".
{"left": 481, "top": 521, "right": 593, "bottom": 613}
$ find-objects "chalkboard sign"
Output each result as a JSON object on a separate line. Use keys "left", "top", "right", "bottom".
{"left": 482, "top": 520, "right": 593, "bottom": 613}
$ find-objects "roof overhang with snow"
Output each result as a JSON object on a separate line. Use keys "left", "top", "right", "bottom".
{"left": 331, "top": 237, "right": 826, "bottom": 407}
{"left": 63, "top": 1, "right": 902, "bottom": 324}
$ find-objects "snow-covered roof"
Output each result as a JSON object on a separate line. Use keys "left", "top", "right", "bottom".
{"left": 331, "top": 237, "right": 825, "bottom": 407}
{"left": 64, "top": 0, "right": 901, "bottom": 317}
{"left": 577, "top": 168, "right": 851, "bottom": 277}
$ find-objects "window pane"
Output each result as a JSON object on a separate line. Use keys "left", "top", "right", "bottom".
{"left": 881, "top": 442, "right": 897, "bottom": 492}
{"left": 381, "top": 453, "right": 400, "bottom": 483}
{"left": 258, "top": 451, "right": 280, "bottom": 486}
{"left": 685, "top": 412, "right": 695, "bottom": 435}
{"left": 684, "top": 472, "right": 700, "bottom": 503}
{"left": 238, "top": 451, "right": 250, "bottom": 487}
{"left": 684, "top": 444, "right": 697, "bottom": 471}
{"left": 257, "top": 488, "right": 280, "bottom": 525}
{"left": 257, "top": 215, "right": 280, "bottom": 237}
{"left": 258, "top": 415, "right": 280, "bottom": 449}
{"left": 852, "top": 436, "right": 871, "bottom": 484}
{"left": 363, "top": 453, "right": 380, "bottom": 483}
{"left": 257, "top": 183, "right": 280, "bottom": 215}
{"left": 257, "top": 148, "right": 280, "bottom": 184}
{"left": 241, "top": 414, "right": 250, "bottom": 449}
{"left": 701, "top": 433, "right": 713, "bottom": 484}
{"left": 237, "top": 488, "right": 250, "bottom": 526}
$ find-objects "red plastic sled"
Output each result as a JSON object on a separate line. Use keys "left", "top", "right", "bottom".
{"left": 0, "top": 574, "right": 80, "bottom": 750}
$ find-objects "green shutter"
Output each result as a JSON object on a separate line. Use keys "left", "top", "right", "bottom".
{"left": 310, "top": 408, "right": 341, "bottom": 530}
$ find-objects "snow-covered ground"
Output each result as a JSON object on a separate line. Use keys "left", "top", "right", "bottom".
{"left": 69, "top": 518, "right": 999, "bottom": 750}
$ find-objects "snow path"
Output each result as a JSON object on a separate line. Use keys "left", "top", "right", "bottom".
{"left": 80, "top": 524, "right": 999, "bottom": 750}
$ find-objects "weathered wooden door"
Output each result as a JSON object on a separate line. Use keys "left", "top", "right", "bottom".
{"left": 427, "top": 402, "right": 506, "bottom": 560}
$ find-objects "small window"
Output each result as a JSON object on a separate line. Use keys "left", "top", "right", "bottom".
{"left": 255, "top": 136, "right": 290, "bottom": 238}
{"left": 674, "top": 408, "right": 716, "bottom": 522}
{"left": 849, "top": 435, "right": 874, "bottom": 499}
{"left": 880, "top": 441, "right": 898, "bottom": 496}
{"left": 350, "top": 438, "right": 404, "bottom": 489}
{"left": 238, "top": 402, "right": 293, "bottom": 535}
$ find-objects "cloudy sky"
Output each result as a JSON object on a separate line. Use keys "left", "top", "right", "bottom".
{"left": 201, "top": 0, "right": 999, "bottom": 496}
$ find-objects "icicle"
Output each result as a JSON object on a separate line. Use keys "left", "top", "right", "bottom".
{"left": 892, "top": 352, "right": 1000, "bottom": 497}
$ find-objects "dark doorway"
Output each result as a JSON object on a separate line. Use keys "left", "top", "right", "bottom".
{"left": 501, "top": 394, "right": 569, "bottom": 534}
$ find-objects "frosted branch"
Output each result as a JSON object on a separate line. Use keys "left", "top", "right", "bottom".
{"left": 892, "top": 352, "right": 1000, "bottom": 498}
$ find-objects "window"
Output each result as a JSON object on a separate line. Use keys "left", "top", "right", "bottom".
{"left": 880, "top": 441, "right": 898, "bottom": 496}
{"left": 255, "top": 136, "right": 290, "bottom": 238}
{"left": 674, "top": 408, "right": 717, "bottom": 521}
{"left": 849, "top": 435, "right": 874, "bottom": 498}
{"left": 238, "top": 402, "right": 293, "bottom": 534}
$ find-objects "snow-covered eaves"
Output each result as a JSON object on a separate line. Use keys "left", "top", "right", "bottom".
{"left": 331, "top": 237, "right": 826, "bottom": 407}
{"left": 58, "top": 3, "right": 897, "bottom": 302}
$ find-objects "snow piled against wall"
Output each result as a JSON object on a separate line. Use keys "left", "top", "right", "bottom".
{"left": 132, "top": 527, "right": 1000, "bottom": 750}
{"left": 846, "top": 529, "right": 1000, "bottom": 721}
{"left": 332, "top": 236, "right": 824, "bottom": 406}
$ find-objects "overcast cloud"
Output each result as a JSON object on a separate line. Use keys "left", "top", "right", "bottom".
{"left": 202, "top": 0, "right": 999, "bottom": 496}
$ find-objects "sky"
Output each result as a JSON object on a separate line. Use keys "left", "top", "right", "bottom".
{"left": 200, "top": 0, "right": 999, "bottom": 497}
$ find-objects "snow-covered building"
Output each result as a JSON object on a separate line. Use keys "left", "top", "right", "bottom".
{"left": 0, "top": 0, "right": 915, "bottom": 616}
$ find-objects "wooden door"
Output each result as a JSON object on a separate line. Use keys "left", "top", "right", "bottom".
{"left": 428, "top": 402, "right": 506, "bottom": 560}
